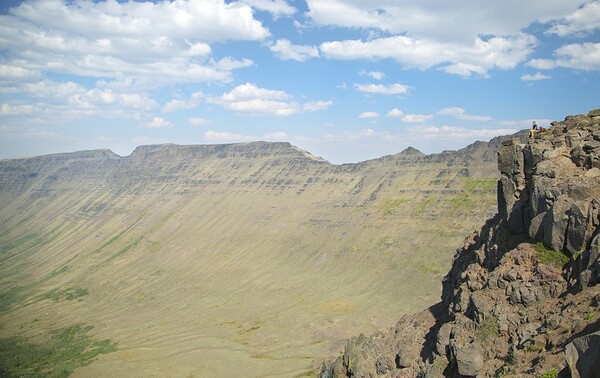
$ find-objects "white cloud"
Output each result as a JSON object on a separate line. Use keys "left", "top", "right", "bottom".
{"left": 521, "top": 72, "right": 551, "bottom": 81}
{"left": 408, "top": 125, "right": 518, "bottom": 141}
{"left": 240, "top": 0, "right": 296, "bottom": 17}
{"left": 204, "top": 130, "right": 254, "bottom": 141}
{"left": 359, "top": 70, "right": 386, "bottom": 80}
{"left": 270, "top": 39, "right": 319, "bottom": 61}
{"left": 163, "top": 91, "right": 203, "bottom": 112}
{"left": 387, "top": 108, "right": 403, "bottom": 117}
{"left": 145, "top": 117, "right": 174, "bottom": 129}
{"left": 263, "top": 131, "right": 289, "bottom": 140}
{"left": 306, "top": 1, "right": 584, "bottom": 41}
{"left": 546, "top": 2, "right": 600, "bottom": 37}
{"left": 321, "top": 34, "right": 537, "bottom": 77}
{"left": 354, "top": 83, "right": 410, "bottom": 95}
{"left": 401, "top": 113, "right": 433, "bottom": 123}
{"left": 0, "top": 79, "right": 157, "bottom": 123}
{"left": 189, "top": 117, "right": 212, "bottom": 126}
{"left": 303, "top": 100, "right": 333, "bottom": 112}
{"left": 530, "top": 42, "right": 600, "bottom": 71}
{"left": 324, "top": 128, "right": 378, "bottom": 141}
{"left": 359, "top": 111, "right": 379, "bottom": 119}
{"left": 210, "top": 57, "right": 254, "bottom": 71}
{"left": 209, "top": 83, "right": 330, "bottom": 116}
{"left": 437, "top": 107, "right": 492, "bottom": 121}
{"left": 0, "top": 65, "right": 41, "bottom": 81}
{"left": 386, "top": 108, "right": 431, "bottom": 122}
{"left": 0, "top": 0, "right": 268, "bottom": 85}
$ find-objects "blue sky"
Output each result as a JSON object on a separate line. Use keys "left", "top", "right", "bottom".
{"left": 0, "top": 0, "right": 599, "bottom": 163}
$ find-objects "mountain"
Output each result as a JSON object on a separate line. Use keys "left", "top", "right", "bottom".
{"left": 319, "top": 109, "right": 600, "bottom": 377}
{"left": 1, "top": 135, "right": 519, "bottom": 376}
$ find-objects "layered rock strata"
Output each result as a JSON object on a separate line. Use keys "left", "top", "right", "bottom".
{"left": 319, "top": 109, "right": 600, "bottom": 377}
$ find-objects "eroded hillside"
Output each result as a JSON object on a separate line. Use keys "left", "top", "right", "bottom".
{"left": 1, "top": 138, "right": 512, "bottom": 376}
{"left": 319, "top": 110, "right": 600, "bottom": 378}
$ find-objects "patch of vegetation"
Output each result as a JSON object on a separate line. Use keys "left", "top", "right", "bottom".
{"left": 495, "top": 363, "right": 512, "bottom": 378}
{"left": 534, "top": 243, "right": 570, "bottom": 267}
{"left": 47, "top": 265, "right": 69, "bottom": 279}
{"left": 0, "top": 324, "right": 117, "bottom": 377}
{"left": 0, "top": 287, "right": 23, "bottom": 313}
{"left": 463, "top": 177, "right": 497, "bottom": 192}
{"left": 379, "top": 197, "right": 408, "bottom": 215}
{"left": 414, "top": 197, "right": 435, "bottom": 216}
{"left": 475, "top": 316, "right": 499, "bottom": 342}
{"left": 540, "top": 368, "right": 559, "bottom": 378}
{"left": 108, "top": 235, "right": 143, "bottom": 260}
{"left": 419, "top": 263, "right": 443, "bottom": 275}
{"left": 41, "top": 286, "right": 88, "bottom": 302}
{"left": 524, "top": 342, "right": 540, "bottom": 353}
{"left": 584, "top": 312, "right": 595, "bottom": 320}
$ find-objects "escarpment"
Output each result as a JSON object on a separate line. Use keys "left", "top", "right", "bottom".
{"left": 319, "top": 109, "right": 600, "bottom": 378}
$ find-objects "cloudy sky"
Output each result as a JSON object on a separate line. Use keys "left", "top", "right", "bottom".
{"left": 1, "top": 0, "right": 599, "bottom": 163}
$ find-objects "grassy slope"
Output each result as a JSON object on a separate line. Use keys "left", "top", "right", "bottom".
{"left": 0, "top": 143, "right": 498, "bottom": 377}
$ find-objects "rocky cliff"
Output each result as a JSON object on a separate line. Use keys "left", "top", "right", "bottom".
{"left": 319, "top": 109, "right": 600, "bottom": 377}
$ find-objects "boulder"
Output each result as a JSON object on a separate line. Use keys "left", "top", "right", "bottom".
{"left": 454, "top": 342, "right": 483, "bottom": 377}
{"left": 565, "top": 331, "right": 600, "bottom": 378}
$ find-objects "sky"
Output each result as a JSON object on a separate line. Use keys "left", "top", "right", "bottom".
{"left": 0, "top": 0, "right": 599, "bottom": 164}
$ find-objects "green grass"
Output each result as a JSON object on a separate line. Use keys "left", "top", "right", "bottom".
{"left": 463, "top": 177, "right": 497, "bottom": 192}
{"left": 475, "top": 316, "right": 499, "bottom": 342}
{"left": 379, "top": 197, "right": 408, "bottom": 215}
{"left": 41, "top": 286, "right": 88, "bottom": 302}
{"left": 0, "top": 324, "right": 117, "bottom": 377}
{"left": 533, "top": 243, "right": 570, "bottom": 267}
{"left": 0, "top": 287, "right": 23, "bottom": 313}
{"left": 540, "top": 368, "right": 559, "bottom": 378}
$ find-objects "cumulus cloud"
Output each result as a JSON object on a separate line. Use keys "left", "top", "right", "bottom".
{"left": 387, "top": 108, "right": 404, "bottom": 118}
{"left": 303, "top": 100, "right": 333, "bottom": 112}
{"left": 321, "top": 34, "right": 537, "bottom": 77}
{"left": 521, "top": 72, "right": 551, "bottom": 81}
{"left": 402, "top": 113, "right": 433, "bottom": 123}
{"left": 306, "top": 2, "right": 599, "bottom": 77}
{"left": 145, "top": 117, "right": 174, "bottom": 129}
{"left": 208, "top": 83, "right": 331, "bottom": 116}
{"left": 528, "top": 42, "right": 600, "bottom": 71}
{"left": 0, "top": 79, "right": 157, "bottom": 123}
{"left": 163, "top": 92, "right": 204, "bottom": 112}
{"left": 0, "top": 0, "right": 268, "bottom": 85}
{"left": 189, "top": 117, "right": 212, "bottom": 126}
{"left": 359, "top": 70, "right": 386, "bottom": 80}
{"left": 270, "top": 39, "right": 319, "bottom": 61}
{"left": 437, "top": 107, "right": 492, "bottom": 121}
{"left": 354, "top": 83, "right": 410, "bottom": 95}
{"left": 306, "top": 1, "right": 583, "bottom": 41}
{"left": 546, "top": 1, "right": 600, "bottom": 37}
{"left": 358, "top": 112, "right": 379, "bottom": 119}
{"left": 386, "top": 108, "right": 431, "bottom": 122}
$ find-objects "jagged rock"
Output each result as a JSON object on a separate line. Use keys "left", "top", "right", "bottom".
{"left": 454, "top": 342, "right": 484, "bottom": 376}
{"left": 566, "top": 331, "right": 600, "bottom": 378}
{"left": 319, "top": 110, "right": 600, "bottom": 378}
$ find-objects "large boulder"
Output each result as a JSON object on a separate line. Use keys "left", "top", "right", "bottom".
{"left": 566, "top": 330, "right": 600, "bottom": 378}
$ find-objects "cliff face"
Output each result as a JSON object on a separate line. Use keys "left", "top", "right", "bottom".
{"left": 0, "top": 139, "right": 511, "bottom": 376}
{"left": 320, "top": 109, "right": 600, "bottom": 377}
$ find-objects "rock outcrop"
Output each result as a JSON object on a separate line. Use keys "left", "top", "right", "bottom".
{"left": 319, "top": 109, "right": 600, "bottom": 377}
